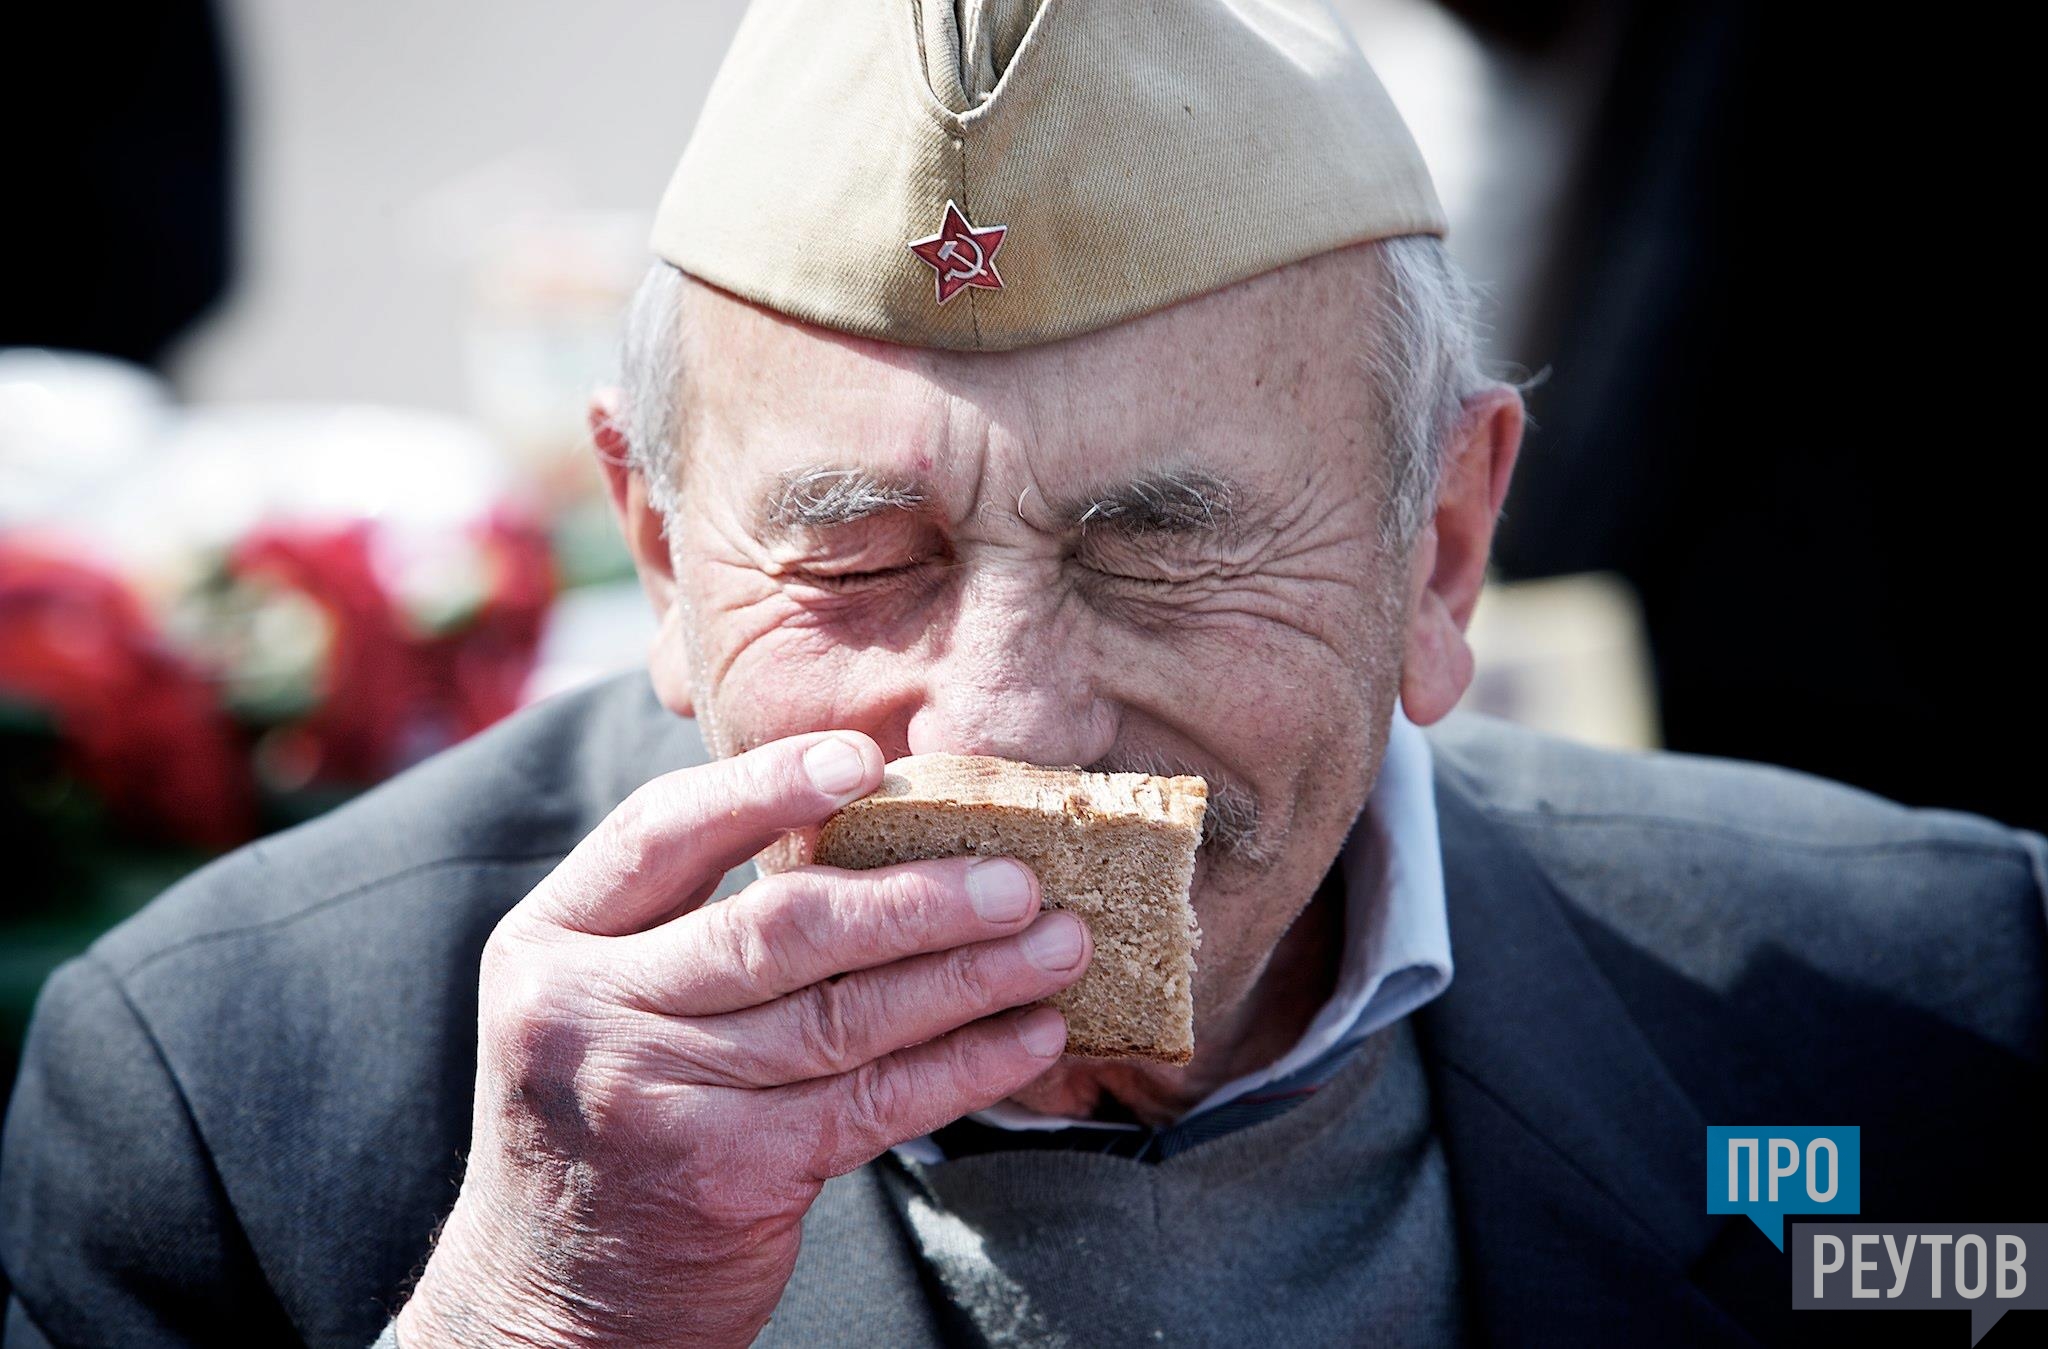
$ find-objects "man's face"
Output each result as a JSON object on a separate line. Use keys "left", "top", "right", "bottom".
{"left": 653, "top": 245, "right": 1416, "bottom": 1068}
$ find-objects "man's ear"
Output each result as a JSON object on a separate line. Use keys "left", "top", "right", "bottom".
{"left": 1399, "top": 385, "right": 1524, "bottom": 726}
{"left": 589, "top": 388, "right": 695, "bottom": 718}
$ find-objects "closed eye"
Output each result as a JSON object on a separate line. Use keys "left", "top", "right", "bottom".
{"left": 1071, "top": 553, "right": 1227, "bottom": 588}
{"left": 1078, "top": 562, "right": 1176, "bottom": 586}
{"left": 767, "top": 516, "right": 953, "bottom": 597}
{"left": 784, "top": 556, "right": 947, "bottom": 594}
{"left": 792, "top": 563, "right": 914, "bottom": 587}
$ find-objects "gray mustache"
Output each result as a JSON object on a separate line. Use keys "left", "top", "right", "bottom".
{"left": 1087, "top": 749, "right": 1270, "bottom": 868}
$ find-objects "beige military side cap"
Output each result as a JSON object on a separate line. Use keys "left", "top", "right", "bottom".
{"left": 652, "top": 0, "right": 1446, "bottom": 352}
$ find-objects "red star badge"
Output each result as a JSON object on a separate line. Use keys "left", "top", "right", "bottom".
{"left": 907, "top": 200, "right": 1008, "bottom": 305}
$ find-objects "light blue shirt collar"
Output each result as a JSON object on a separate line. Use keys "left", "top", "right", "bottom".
{"left": 896, "top": 707, "right": 1453, "bottom": 1156}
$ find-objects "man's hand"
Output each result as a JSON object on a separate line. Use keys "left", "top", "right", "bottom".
{"left": 395, "top": 731, "right": 1089, "bottom": 1348}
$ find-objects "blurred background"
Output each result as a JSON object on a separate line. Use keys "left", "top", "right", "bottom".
{"left": 1, "top": 0, "right": 2031, "bottom": 1125}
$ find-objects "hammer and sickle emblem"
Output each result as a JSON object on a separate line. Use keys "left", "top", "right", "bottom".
{"left": 936, "top": 236, "right": 987, "bottom": 285}
{"left": 908, "top": 200, "right": 1009, "bottom": 305}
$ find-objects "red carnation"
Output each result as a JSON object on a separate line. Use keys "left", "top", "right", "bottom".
{"left": 0, "top": 539, "right": 255, "bottom": 849}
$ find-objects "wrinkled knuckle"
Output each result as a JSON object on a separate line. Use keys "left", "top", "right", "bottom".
{"left": 869, "top": 868, "right": 946, "bottom": 953}
{"left": 935, "top": 1024, "right": 1002, "bottom": 1094}
{"left": 717, "top": 898, "right": 796, "bottom": 998}
{"left": 478, "top": 922, "right": 522, "bottom": 987}
{"left": 493, "top": 986, "right": 579, "bottom": 1072}
{"left": 794, "top": 979, "right": 862, "bottom": 1076}
{"left": 744, "top": 869, "right": 805, "bottom": 918}
{"left": 597, "top": 785, "right": 669, "bottom": 888}
{"left": 480, "top": 935, "right": 558, "bottom": 1030}
{"left": 939, "top": 943, "right": 1002, "bottom": 1009}
{"left": 844, "top": 1064, "right": 907, "bottom": 1141}
{"left": 729, "top": 747, "right": 795, "bottom": 811}
{"left": 554, "top": 1054, "right": 636, "bottom": 1138}
{"left": 484, "top": 974, "right": 599, "bottom": 1110}
{"left": 606, "top": 780, "right": 654, "bottom": 840}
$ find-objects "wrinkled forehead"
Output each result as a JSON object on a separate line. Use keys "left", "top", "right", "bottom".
{"left": 676, "top": 245, "right": 1386, "bottom": 511}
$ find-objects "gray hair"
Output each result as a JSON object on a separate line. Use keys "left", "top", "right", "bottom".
{"left": 617, "top": 234, "right": 1502, "bottom": 544}
{"left": 618, "top": 260, "right": 690, "bottom": 519}
{"left": 1361, "top": 233, "right": 1498, "bottom": 547}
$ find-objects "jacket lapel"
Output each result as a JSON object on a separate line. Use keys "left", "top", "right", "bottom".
{"left": 1417, "top": 765, "right": 1760, "bottom": 1345}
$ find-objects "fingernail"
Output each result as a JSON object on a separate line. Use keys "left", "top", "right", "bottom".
{"left": 1017, "top": 1007, "right": 1067, "bottom": 1057}
{"left": 803, "top": 738, "right": 868, "bottom": 799}
{"left": 967, "top": 859, "right": 1034, "bottom": 923}
{"left": 1020, "top": 913, "right": 1085, "bottom": 971}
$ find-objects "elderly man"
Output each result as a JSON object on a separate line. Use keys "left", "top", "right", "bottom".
{"left": 5, "top": 3, "right": 2045, "bottom": 1347}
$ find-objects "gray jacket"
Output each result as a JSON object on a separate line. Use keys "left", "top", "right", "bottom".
{"left": 3, "top": 674, "right": 2043, "bottom": 1347}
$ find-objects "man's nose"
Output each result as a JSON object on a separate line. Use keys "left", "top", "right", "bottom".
{"left": 903, "top": 571, "right": 1117, "bottom": 768}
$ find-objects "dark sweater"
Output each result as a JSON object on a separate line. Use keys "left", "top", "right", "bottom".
{"left": 878, "top": 1016, "right": 1461, "bottom": 1348}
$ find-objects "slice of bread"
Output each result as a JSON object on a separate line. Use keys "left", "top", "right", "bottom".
{"left": 814, "top": 754, "right": 1207, "bottom": 1064}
